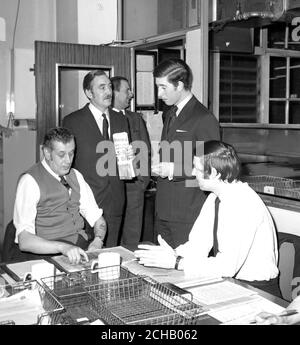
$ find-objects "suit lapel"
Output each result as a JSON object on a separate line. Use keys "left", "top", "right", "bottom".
{"left": 84, "top": 104, "right": 105, "bottom": 140}
{"left": 166, "top": 96, "right": 196, "bottom": 140}
{"left": 109, "top": 108, "right": 124, "bottom": 141}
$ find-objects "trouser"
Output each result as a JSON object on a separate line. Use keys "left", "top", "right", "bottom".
{"left": 154, "top": 216, "right": 194, "bottom": 248}
{"left": 103, "top": 214, "right": 123, "bottom": 248}
{"left": 120, "top": 186, "right": 145, "bottom": 251}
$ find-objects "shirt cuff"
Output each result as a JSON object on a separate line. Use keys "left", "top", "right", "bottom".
{"left": 85, "top": 208, "right": 103, "bottom": 228}
{"left": 168, "top": 163, "right": 174, "bottom": 180}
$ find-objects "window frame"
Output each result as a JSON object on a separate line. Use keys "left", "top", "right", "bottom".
{"left": 213, "top": 26, "right": 300, "bottom": 129}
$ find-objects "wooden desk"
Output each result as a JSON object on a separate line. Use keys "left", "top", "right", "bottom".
{"left": 0, "top": 247, "right": 289, "bottom": 325}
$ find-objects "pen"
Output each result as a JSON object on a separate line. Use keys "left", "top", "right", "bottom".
{"left": 249, "top": 309, "right": 298, "bottom": 324}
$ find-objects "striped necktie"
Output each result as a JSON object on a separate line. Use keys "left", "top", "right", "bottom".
{"left": 60, "top": 176, "right": 71, "bottom": 190}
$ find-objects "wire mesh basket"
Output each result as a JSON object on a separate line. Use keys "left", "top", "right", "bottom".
{"left": 86, "top": 276, "right": 206, "bottom": 325}
{"left": 242, "top": 175, "right": 300, "bottom": 199}
{"left": 41, "top": 266, "right": 136, "bottom": 324}
{"left": 0, "top": 280, "right": 64, "bottom": 325}
{"left": 41, "top": 265, "right": 135, "bottom": 298}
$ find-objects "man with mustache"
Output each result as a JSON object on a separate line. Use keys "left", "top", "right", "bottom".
{"left": 13, "top": 127, "right": 106, "bottom": 264}
{"left": 63, "top": 70, "right": 130, "bottom": 247}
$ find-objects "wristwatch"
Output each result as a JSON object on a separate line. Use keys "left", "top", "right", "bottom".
{"left": 174, "top": 256, "right": 183, "bottom": 270}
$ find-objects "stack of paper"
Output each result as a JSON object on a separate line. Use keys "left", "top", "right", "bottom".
{"left": 210, "top": 295, "right": 285, "bottom": 325}
{"left": 186, "top": 280, "right": 257, "bottom": 306}
{"left": 184, "top": 280, "right": 285, "bottom": 324}
{"left": 0, "top": 288, "right": 45, "bottom": 325}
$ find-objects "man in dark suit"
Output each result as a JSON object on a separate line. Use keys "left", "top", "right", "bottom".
{"left": 63, "top": 70, "right": 131, "bottom": 247}
{"left": 111, "top": 76, "right": 151, "bottom": 250}
{"left": 153, "top": 58, "right": 220, "bottom": 248}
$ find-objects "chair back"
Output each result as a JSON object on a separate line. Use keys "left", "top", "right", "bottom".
{"left": 278, "top": 232, "right": 300, "bottom": 301}
{"left": 2, "top": 220, "right": 44, "bottom": 263}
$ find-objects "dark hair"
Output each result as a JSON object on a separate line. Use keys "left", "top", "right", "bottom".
{"left": 202, "top": 140, "right": 241, "bottom": 182}
{"left": 153, "top": 58, "right": 193, "bottom": 90}
{"left": 83, "top": 70, "right": 108, "bottom": 91}
{"left": 111, "top": 76, "right": 129, "bottom": 92}
{"left": 43, "top": 127, "right": 74, "bottom": 150}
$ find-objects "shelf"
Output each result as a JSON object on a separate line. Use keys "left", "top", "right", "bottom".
{"left": 220, "top": 103, "right": 257, "bottom": 108}
{"left": 220, "top": 67, "right": 257, "bottom": 72}
{"left": 220, "top": 91, "right": 257, "bottom": 96}
{"left": 220, "top": 79, "right": 257, "bottom": 84}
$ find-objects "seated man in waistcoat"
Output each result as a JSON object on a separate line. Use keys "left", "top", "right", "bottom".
{"left": 13, "top": 127, "right": 106, "bottom": 264}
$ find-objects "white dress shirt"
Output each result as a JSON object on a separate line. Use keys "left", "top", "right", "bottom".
{"left": 176, "top": 181, "right": 279, "bottom": 281}
{"left": 89, "top": 103, "right": 111, "bottom": 138}
{"left": 175, "top": 92, "right": 193, "bottom": 117}
{"left": 13, "top": 159, "right": 103, "bottom": 242}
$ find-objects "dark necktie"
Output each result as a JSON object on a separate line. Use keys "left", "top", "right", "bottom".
{"left": 123, "top": 110, "right": 132, "bottom": 143}
{"left": 102, "top": 113, "right": 109, "bottom": 140}
{"left": 60, "top": 176, "right": 71, "bottom": 190}
{"left": 166, "top": 105, "right": 178, "bottom": 134}
{"left": 212, "top": 197, "right": 221, "bottom": 257}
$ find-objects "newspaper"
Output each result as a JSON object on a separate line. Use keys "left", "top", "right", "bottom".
{"left": 113, "top": 132, "right": 135, "bottom": 180}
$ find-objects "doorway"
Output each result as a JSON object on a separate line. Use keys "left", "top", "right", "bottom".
{"left": 34, "top": 41, "right": 131, "bottom": 159}
{"left": 58, "top": 65, "right": 112, "bottom": 125}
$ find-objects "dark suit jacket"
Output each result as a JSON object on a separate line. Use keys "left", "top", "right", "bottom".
{"left": 156, "top": 95, "right": 220, "bottom": 223}
{"left": 124, "top": 110, "right": 151, "bottom": 191}
{"left": 63, "top": 104, "right": 130, "bottom": 216}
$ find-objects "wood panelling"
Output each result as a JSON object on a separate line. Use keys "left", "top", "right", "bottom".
{"left": 35, "top": 41, "right": 131, "bottom": 159}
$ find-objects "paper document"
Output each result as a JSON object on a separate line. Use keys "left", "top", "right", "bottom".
{"left": 113, "top": 132, "right": 135, "bottom": 180}
{"left": 176, "top": 277, "right": 224, "bottom": 289}
{"left": 0, "top": 288, "right": 45, "bottom": 325}
{"left": 209, "top": 295, "right": 285, "bottom": 324}
{"left": 122, "top": 259, "right": 187, "bottom": 284}
{"left": 6, "top": 259, "right": 58, "bottom": 281}
{"left": 186, "top": 280, "right": 257, "bottom": 305}
{"left": 51, "top": 246, "right": 135, "bottom": 273}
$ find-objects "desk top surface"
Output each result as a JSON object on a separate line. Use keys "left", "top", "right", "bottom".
{"left": 0, "top": 246, "right": 289, "bottom": 325}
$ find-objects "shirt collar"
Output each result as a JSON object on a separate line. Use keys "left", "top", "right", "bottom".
{"left": 112, "top": 107, "right": 125, "bottom": 115}
{"left": 89, "top": 103, "right": 110, "bottom": 119}
{"left": 41, "top": 158, "right": 60, "bottom": 181}
{"left": 175, "top": 93, "right": 193, "bottom": 116}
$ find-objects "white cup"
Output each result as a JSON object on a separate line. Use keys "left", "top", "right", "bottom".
{"left": 23, "top": 262, "right": 55, "bottom": 283}
{"left": 90, "top": 252, "right": 121, "bottom": 280}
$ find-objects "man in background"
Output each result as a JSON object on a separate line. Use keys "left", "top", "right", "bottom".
{"left": 152, "top": 58, "right": 220, "bottom": 248}
{"left": 13, "top": 127, "right": 106, "bottom": 264}
{"left": 111, "top": 76, "right": 151, "bottom": 250}
{"left": 63, "top": 70, "right": 131, "bottom": 247}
